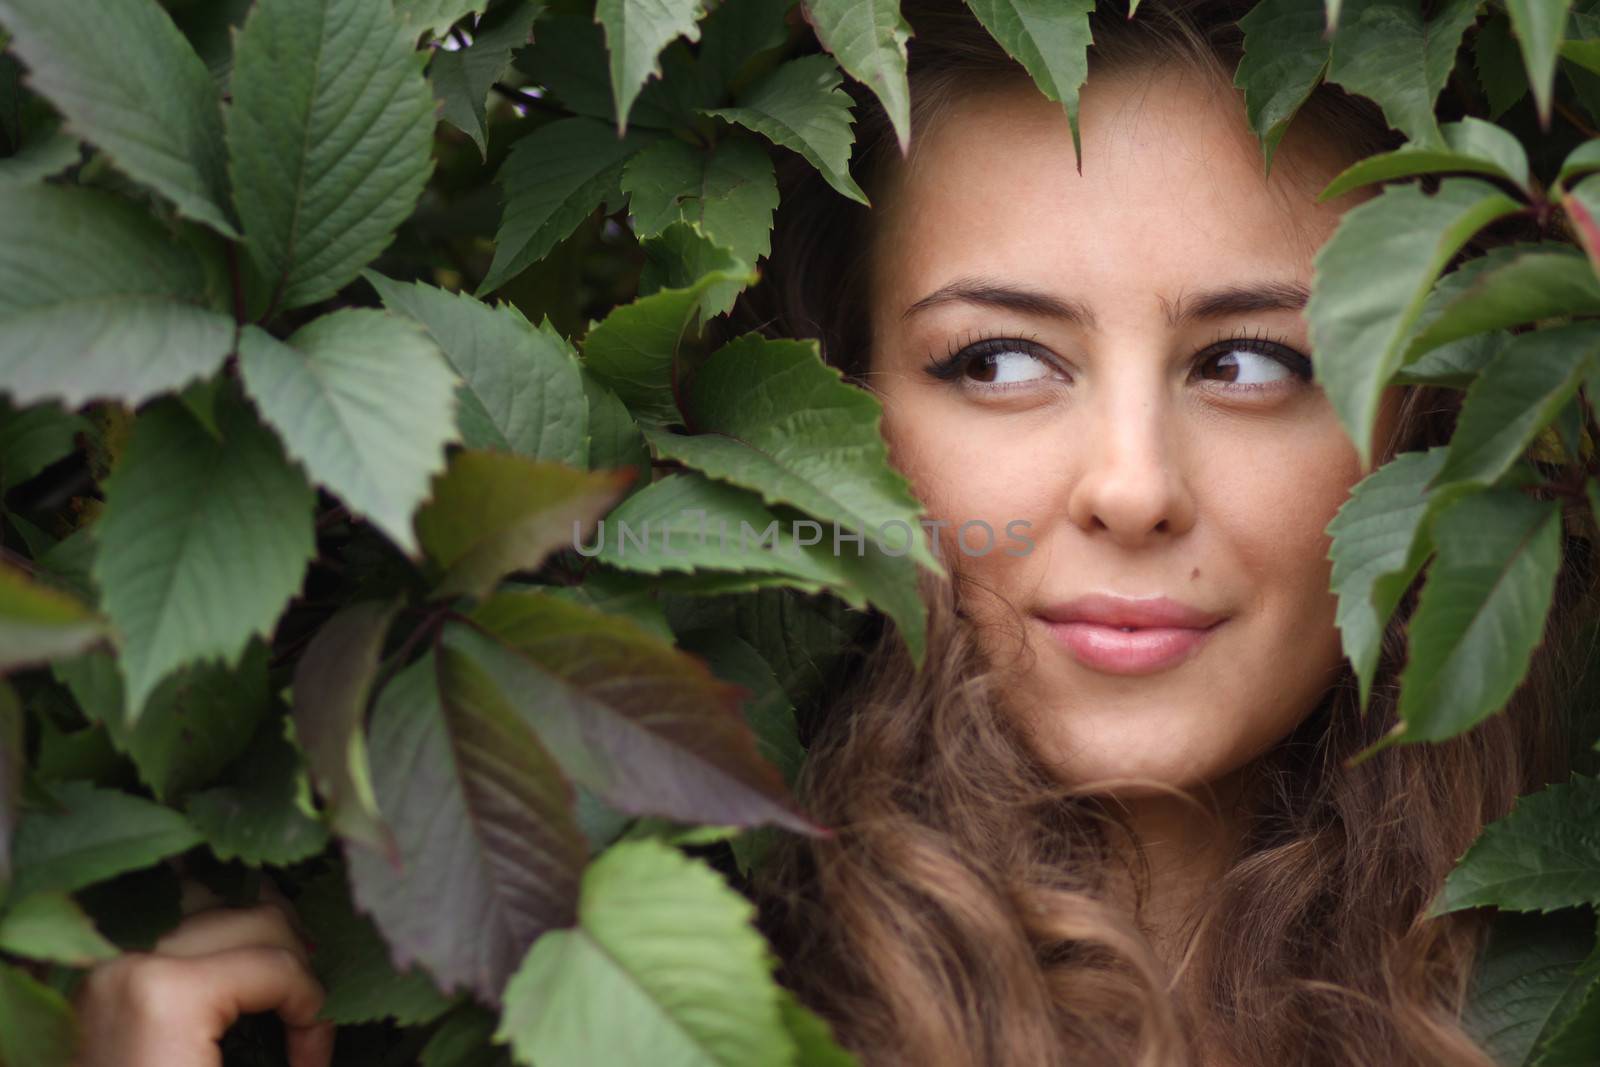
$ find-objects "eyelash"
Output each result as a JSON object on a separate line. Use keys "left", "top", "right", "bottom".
{"left": 922, "top": 327, "right": 1314, "bottom": 396}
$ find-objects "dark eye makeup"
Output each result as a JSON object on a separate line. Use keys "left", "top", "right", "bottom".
{"left": 921, "top": 327, "right": 1314, "bottom": 396}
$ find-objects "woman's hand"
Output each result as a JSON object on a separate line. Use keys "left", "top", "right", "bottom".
{"left": 70, "top": 881, "right": 336, "bottom": 1067}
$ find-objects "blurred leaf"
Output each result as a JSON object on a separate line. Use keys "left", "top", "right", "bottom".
{"left": 0, "top": 399, "right": 87, "bottom": 492}
{"left": 1502, "top": 0, "right": 1574, "bottom": 127}
{"left": 1404, "top": 247, "right": 1600, "bottom": 359}
{"left": 431, "top": 1, "right": 543, "bottom": 155}
{"left": 185, "top": 715, "right": 331, "bottom": 866}
{"left": 0, "top": 960, "right": 77, "bottom": 1067}
{"left": 396, "top": 0, "right": 487, "bottom": 39}
{"left": 294, "top": 865, "right": 454, "bottom": 1025}
{"left": 1462, "top": 908, "right": 1600, "bottom": 1067}
{"left": 1474, "top": 10, "right": 1529, "bottom": 120}
{"left": 0, "top": 562, "right": 105, "bottom": 672}
{"left": 0, "top": 890, "right": 118, "bottom": 965}
{"left": 0, "top": 0, "right": 236, "bottom": 235}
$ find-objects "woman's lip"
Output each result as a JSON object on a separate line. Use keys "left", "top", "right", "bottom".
{"left": 1038, "top": 619, "right": 1224, "bottom": 675}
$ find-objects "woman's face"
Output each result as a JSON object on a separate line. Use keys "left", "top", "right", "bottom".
{"left": 867, "top": 65, "right": 1403, "bottom": 797}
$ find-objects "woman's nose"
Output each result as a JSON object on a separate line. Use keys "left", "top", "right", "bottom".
{"left": 1064, "top": 384, "right": 1198, "bottom": 546}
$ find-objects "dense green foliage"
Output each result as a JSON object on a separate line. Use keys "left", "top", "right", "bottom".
{"left": 2, "top": 0, "right": 1600, "bottom": 1063}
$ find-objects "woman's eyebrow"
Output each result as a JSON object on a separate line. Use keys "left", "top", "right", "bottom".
{"left": 901, "top": 276, "right": 1311, "bottom": 330}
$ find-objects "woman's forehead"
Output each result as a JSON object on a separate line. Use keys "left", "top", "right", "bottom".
{"left": 869, "top": 70, "right": 1354, "bottom": 305}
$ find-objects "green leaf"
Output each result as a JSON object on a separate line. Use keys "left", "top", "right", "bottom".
{"left": 1235, "top": 0, "right": 1333, "bottom": 175}
{"left": 480, "top": 117, "right": 656, "bottom": 295}
{"left": 596, "top": 0, "right": 708, "bottom": 134}
{"left": 0, "top": 562, "right": 105, "bottom": 672}
{"left": 962, "top": 0, "right": 1094, "bottom": 171}
{"left": 637, "top": 222, "right": 754, "bottom": 325}
{"left": 421, "top": 1005, "right": 515, "bottom": 1067}
{"left": 185, "top": 716, "right": 331, "bottom": 866}
{"left": 430, "top": 1, "right": 543, "bottom": 156}
{"left": 238, "top": 310, "right": 460, "bottom": 556}
{"left": 290, "top": 600, "right": 400, "bottom": 858}
{"left": 344, "top": 651, "right": 587, "bottom": 1005}
{"left": 8, "top": 780, "right": 201, "bottom": 902}
{"left": 802, "top": 0, "right": 911, "bottom": 155}
{"left": 0, "top": 399, "right": 88, "bottom": 492}
{"left": 592, "top": 472, "right": 927, "bottom": 665}
{"left": 54, "top": 643, "right": 270, "bottom": 803}
{"left": 496, "top": 838, "right": 797, "bottom": 1067}
{"left": 1475, "top": 11, "right": 1530, "bottom": 120}
{"left": 367, "top": 273, "right": 589, "bottom": 466}
{"left": 1431, "top": 323, "right": 1600, "bottom": 490}
{"left": 1557, "top": 138, "right": 1600, "bottom": 186}
{"left": 454, "top": 589, "right": 817, "bottom": 832}
{"left": 580, "top": 256, "right": 760, "bottom": 426}
{"left": 0, "top": 683, "right": 19, "bottom": 897}
{"left": 1404, "top": 247, "right": 1600, "bottom": 359}
{"left": 1461, "top": 908, "right": 1600, "bottom": 1066}
{"left": 0, "top": 184, "right": 237, "bottom": 408}
{"left": 396, "top": 0, "right": 486, "bottom": 39}
{"left": 1325, "top": 446, "right": 1452, "bottom": 713}
{"left": 512, "top": 13, "right": 702, "bottom": 131}
{"left": 1433, "top": 775, "right": 1600, "bottom": 915}
{"left": 1306, "top": 177, "right": 1524, "bottom": 470}
{"left": 295, "top": 866, "right": 453, "bottom": 1026}
{"left": 778, "top": 987, "right": 860, "bottom": 1066}
{"left": 621, "top": 135, "right": 780, "bottom": 266}
{"left": 0, "top": 0, "right": 236, "bottom": 235}
{"left": 0, "top": 960, "right": 77, "bottom": 1067}
{"left": 0, "top": 118, "right": 77, "bottom": 185}
{"left": 1503, "top": 0, "right": 1574, "bottom": 127}
{"left": 91, "top": 392, "right": 316, "bottom": 723}
{"left": 676, "top": 628, "right": 804, "bottom": 789}
{"left": 697, "top": 0, "right": 795, "bottom": 94}
{"left": 1390, "top": 488, "right": 1563, "bottom": 746}
{"left": 1325, "top": 0, "right": 1481, "bottom": 147}
{"left": 582, "top": 370, "right": 650, "bottom": 499}
{"left": 415, "top": 450, "right": 635, "bottom": 601}
{"left": 703, "top": 54, "right": 869, "bottom": 205}
{"left": 1538, "top": 944, "right": 1600, "bottom": 1066}
{"left": 0, "top": 890, "right": 118, "bottom": 965}
{"left": 227, "top": 0, "right": 437, "bottom": 309}
{"left": 1317, "top": 117, "right": 1532, "bottom": 200}
{"left": 645, "top": 332, "right": 942, "bottom": 577}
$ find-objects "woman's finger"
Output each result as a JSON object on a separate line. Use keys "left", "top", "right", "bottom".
{"left": 152, "top": 903, "right": 313, "bottom": 968}
{"left": 189, "top": 945, "right": 334, "bottom": 1067}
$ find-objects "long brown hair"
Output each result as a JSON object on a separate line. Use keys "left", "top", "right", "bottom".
{"left": 725, "top": 2, "right": 1599, "bottom": 1063}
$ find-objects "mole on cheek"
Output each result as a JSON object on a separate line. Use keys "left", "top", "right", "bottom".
{"left": 1191, "top": 568, "right": 1200, "bottom": 580}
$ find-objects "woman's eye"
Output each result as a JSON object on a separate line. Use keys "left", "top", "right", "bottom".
{"left": 1195, "top": 340, "right": 1311, "bottom": 390}
{"left": 964, "top": 348, "right": 1054, "bottom": 385}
